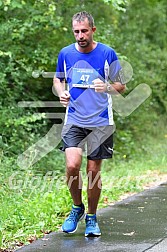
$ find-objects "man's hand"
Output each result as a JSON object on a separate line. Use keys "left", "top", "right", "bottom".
{"left": 59, "top": 90, "right": 71, "bottom": 107}
{"left": 93, "top": 78, "right": 107, "bottom": 93}
{"left": 93, "top": 78, "right": 126, "bottom": 94}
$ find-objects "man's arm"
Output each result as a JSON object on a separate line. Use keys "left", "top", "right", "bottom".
{"left": 107, "top": 81, "right": 126, "bottom": 94}
{"left": 53, "top": 76, "right": 70, "bottom": 107}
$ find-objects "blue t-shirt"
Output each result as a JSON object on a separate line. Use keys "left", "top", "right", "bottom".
{"left": 56, "top": 42, "right": 120, "bottom": 127}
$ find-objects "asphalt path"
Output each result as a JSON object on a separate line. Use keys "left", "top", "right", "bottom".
{"left": 16, "top": 182, "right": 167, "bottom": 252}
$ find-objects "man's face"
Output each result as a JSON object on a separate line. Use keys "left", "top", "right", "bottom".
{"left": 72, "top": 18, "right": 96, "bottom": 48}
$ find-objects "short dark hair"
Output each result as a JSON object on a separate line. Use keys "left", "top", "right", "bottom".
{"left": 72, "top": 11, "right": 94, "bottom": 28}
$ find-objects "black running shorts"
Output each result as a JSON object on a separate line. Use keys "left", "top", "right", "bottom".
{"left": 61, "top": 125, "right": 114, "bottom": 160}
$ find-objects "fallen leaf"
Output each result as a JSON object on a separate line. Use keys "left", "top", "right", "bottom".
{"left": 123, "top": 231, "right": 135, "bottom": 236}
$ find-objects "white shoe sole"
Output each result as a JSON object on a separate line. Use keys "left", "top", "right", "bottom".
{"left": 85, "top": 232, "right": 101, "bottom": 237}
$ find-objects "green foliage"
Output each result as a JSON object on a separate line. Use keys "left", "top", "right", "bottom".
{"left": 0, "top": 0, "right": 60, "bottom": 155}
{"left": 0, "top": 0, "right": 167, "bottom": 248}
{"left": 115, "top": 0, "right": 167, "bottom": 113}
{"left": 0, "top": 158, "right": 69, "bottom": 248}
{"left": 0, "top": 106, "right": 47, "bottom": 155}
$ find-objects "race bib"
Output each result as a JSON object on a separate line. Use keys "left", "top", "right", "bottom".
{"left": 72, "top": 67, "right": 99, "bottom": 86}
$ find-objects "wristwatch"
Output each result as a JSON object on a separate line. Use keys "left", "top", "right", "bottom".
{"left": 106, "top": 83, "right": 111, "bottom": 92}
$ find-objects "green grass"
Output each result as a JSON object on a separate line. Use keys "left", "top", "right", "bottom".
{"left": 0, "top": 135, "right": 166, "bottom": 251}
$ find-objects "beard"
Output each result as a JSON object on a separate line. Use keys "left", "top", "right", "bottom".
{"left": 77, "top": 40, "right": 90, "bottom": 48}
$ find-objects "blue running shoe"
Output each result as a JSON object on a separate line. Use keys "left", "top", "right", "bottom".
{"left": 62, "top": 204, "right": 85, "bottom": 233}
{"left": 85, "top": 214, "right": 101, "bottom": 237}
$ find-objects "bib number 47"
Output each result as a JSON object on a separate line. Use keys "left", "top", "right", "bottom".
{"left": 80, "top": 74, "right": 90, "bottom": 82}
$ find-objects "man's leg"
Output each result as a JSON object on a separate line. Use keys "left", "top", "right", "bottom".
{"left": 86, "top": 159, "right": 102, "bottom": 214}
{"left": 84, "top": 159, "right": 102, "bottom": 237}
{"left": 61, "top": 147, "right": 85, "bottom": 233}
{"left": 65, "top": 147, "right": 83, "bottom": 205}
